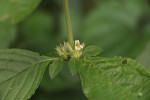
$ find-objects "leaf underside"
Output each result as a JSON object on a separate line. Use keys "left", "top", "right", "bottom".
{"left": 79, "top": 56, "right": 150, "bottom": 100}
{"left": 49, "top": 58, "right": 63, "bottom": 79}
{"left": 0, "top": 49, "right": 50, "bottom": 100}
{"left": 68, "top": 57, "right": 81, "bottom": 75}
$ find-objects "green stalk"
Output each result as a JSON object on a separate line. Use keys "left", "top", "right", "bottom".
{"left": 64, "top": 0, "right": 74, "bottom": 48}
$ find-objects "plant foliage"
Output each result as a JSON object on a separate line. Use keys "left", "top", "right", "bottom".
{"left": 79, "top": 56, "right": 150, "bottom": 100}
{"left": 0, "top": 49, "right": 52, "bottom": 100}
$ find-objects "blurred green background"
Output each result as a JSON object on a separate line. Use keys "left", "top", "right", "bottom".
{"left": 1, "top": 0, "right": 150, "bottom": 100}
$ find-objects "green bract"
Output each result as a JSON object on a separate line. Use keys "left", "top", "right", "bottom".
{"left": 83, "top": 45, "right": 102, "bottom": 56}
{"left": 68, "top": 57, "right": 81, "bottom": 75}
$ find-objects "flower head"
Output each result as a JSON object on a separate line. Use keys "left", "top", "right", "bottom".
{"left": 56, "top": 40, "right": 85, "bottom": 60}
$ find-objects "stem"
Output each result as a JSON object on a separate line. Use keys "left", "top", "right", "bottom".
{"left": 64, "top": 0, "right": 74, "bottom": 48}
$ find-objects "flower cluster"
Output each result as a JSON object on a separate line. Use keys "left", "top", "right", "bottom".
{"left": 56, "top": 40, "right": 85, "bottom": 60}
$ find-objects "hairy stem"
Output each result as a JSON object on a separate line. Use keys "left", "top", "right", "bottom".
{"left": 64, "top": 0, "right": 74, "bottom": 48}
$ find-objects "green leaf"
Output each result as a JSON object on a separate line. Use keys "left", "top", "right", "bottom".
{"left": 0, "top": 22, "right": 16, "bottom": 49}
{"left": 79, "top": 56, "right": 150, "bottom": 100}
{"left": 0, "top": 0, "right": 41, "bottom": 23}
{"left": 0, "top": 49, "right": 51, "bottom": 100}
{"left": 80, "top": 0, "right": 150, "bottom": 57}
{"left": 49, "top": 58, "right": 64, "bottom": 79}
{"left": 68, "top": 58, "right": 81, "bottom": 75}
{"left": 84, "top": 45, "right": 102, "bottom": 56}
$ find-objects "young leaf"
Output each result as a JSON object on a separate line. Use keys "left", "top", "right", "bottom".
{"left": 84, "top": 45, "right": 102, "bottom": 56}
{"left": 79, "top": 56, "right": 150, "bottom": 100}
{"left": 68, "top": 57, "right": 81, "bottom": 75}
{"left": 0, "top": 0, "right": 41, "bottom": 23}
{"left": 0, "top": 49, "right": 52, "bottom": 100}
{"left": 49, "top": 58, "right": 64, "bottom": 79}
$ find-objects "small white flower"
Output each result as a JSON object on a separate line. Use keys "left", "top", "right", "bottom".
{"left": 56, "top": 40, "right": 85, "bottom": 59}
{"left": 75, "top": 40, "right": 85, "bottom": 50}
